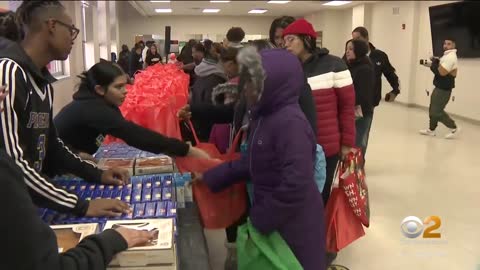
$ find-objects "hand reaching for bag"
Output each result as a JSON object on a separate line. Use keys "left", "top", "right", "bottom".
{"left": 187, "top": 146, "right": 210, "bottom": 159}
{"left": 189, "top": 172, "right": 204, "bottom": 186}
{"left": 340, "top": 145, "right": 352, "bottom": 159}
{"left": 178, "top": 105, "right": 192, "bottom": 120}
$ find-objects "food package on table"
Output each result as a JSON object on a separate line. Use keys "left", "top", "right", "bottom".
{"left": 104, "top": 218, "right": 175, "bottom": 267}
{"left": 98, "top": 158, "right": 135, "bottom": 176}
{"left": 51, "top": 223, "right": 99, "bottom": 253}
{"left": 135, "top": 156, "right": 174, "bottom": 175}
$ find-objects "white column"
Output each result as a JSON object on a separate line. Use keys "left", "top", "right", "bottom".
{"left": 352, "top": 4, "right": 365, "bottom": 30}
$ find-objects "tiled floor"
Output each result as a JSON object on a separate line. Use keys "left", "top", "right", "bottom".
{"left": 203, "top": 102, "right": 480, "bottom": 270}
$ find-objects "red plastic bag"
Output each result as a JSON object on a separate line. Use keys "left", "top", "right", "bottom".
{"left": 104, "top": 64, "right": 189, "bottom": 144}
{"left": 325, "top": 187, "right": 365, "bottom": 252}
{"left": 185, "top": 121, "right": 221, "bottom": 158}
{"left": 340, "top": 148, "right": 370, "bottom": 227}
{"left": 176, "top": 124, "right": 247, "bottom": 229}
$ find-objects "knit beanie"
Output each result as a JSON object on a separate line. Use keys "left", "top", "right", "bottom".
{"left": 282, "top": 19, "right": 317, "bottom": 39}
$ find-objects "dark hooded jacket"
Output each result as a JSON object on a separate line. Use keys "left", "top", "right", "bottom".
{"left": 190, "top": 58, "right": 227, "bottom": 141}
{"left": 54, "top": 87, "right": 190, "bottom": 156}
{"left": 203, "top": 49, "right": 326, "bottom": 270}
{"left": 342, "top": 42, "right": 400, "bottom": 106}
{"left": 0, "top": 149, "right": 128, "bottom": 270}
{"left": 0, "top": 37, "right": 103, "bottom": 216}
{"left": 368, "top": 42, "right": 400, "bottom": 105}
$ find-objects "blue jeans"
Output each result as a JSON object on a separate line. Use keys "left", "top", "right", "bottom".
{"left": 355, "top": 113, "right": 373, "bottom": 160}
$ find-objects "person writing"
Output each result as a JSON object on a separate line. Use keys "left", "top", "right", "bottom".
{"left": 0, "top": 1, "right": 131, "bottom": 218}
{"left": 54, "top": 61, "right": 209, "bottom": 159}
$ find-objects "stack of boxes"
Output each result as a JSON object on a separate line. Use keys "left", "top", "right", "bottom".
{"left": 96, "top": 143, "right": 174, "bottom": 176}
{"left": 41, "top": 174, "right": 178, "bottom": 233}
{"left": 38, "top": 143, "right": 196, "bottom": 269}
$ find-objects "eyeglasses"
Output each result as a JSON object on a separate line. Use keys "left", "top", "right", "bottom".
{"left": 283, "top": 35, "right": 299, "bottom": 46}
{"left": 50, "top": 19, "right": 80, "bottom": 41}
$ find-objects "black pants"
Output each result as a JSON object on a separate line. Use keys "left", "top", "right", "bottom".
{"left": 225, "top": 191, "right": 251, "bottom": 243}
{"left": 321, "top": 154, "right": 340, "bottom": 205}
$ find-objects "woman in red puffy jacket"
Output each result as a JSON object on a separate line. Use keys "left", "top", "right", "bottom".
{"left": 283, "top": 19, "right": 356, "bottom": 205}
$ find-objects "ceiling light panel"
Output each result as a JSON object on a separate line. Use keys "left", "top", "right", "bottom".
{"left": 248, "top": 9, "right": 268, "bottom": 14}
{"left": 322, "top": 1, "right": 352, "bottom": 6}
{"left": 203, "top": 8, "right": 221, "bottom": 13}
{"left": 155, "top": 8, "right": 172, "bottom": 13}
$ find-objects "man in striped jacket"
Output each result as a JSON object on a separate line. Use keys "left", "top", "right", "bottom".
{"left": 284, "top": 19, "right": 356, "bottom": 205}
{"left": 0, "top": 1, "right": 130, "bottom": 218}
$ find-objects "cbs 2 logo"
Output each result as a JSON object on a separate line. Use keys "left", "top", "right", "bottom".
{"left": 401, "top": 216, "right": 442, "bottom": 239}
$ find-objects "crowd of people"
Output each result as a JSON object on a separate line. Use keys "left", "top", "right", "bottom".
{"left": 0, "top": 1, "right": 461, "bottom": 270}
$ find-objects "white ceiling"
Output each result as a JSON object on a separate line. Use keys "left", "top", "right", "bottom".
{"left": 131, "top": 1, "right": 363, "bottom": 17}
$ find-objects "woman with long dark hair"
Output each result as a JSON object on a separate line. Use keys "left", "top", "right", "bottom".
{"left": 269, "top": 16, "right": 295, "bottom": 48}
{"left": 344, "top": 39, "right": 375, "bottom": 159}
{"left": 145, "top": 43, "right": 162, "bottom": 66}
{"left": 54, "top": 61, "right": 209, "bottom": 159}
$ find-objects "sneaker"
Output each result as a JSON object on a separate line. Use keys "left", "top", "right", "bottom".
{"left": 445, "top": 127, "right": 460, "bottom": 139}
{"left": 419, "top": 129, "right": 436, "bottom": 136}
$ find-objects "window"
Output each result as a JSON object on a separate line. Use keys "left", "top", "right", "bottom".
{"left": 81, "top": 1, "right": 96, "bottom": 70}
{"left": 47, "top": 60, "right": 66, "bottom": 78}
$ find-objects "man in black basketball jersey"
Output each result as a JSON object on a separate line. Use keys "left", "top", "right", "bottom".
{"left": 0, "top": 1, "right": 130, "bottom": 217}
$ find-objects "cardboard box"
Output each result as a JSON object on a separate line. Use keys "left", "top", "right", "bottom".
{"left": 135, "top": 157, "right": 174, "bottom": 176}
{"left": 51, "top": 223, "right": 99, "bottom": 253}
{"left": 152, "top": 188, "right": 162, "bottom": 201}
{"left": 98, "top": 158, "right": 135, "bottom": 176}
{"left": 108, "top": 245, "right": 177, "bottom": 270}
{"left": 155, "top": 202, "right": 167, "bottom": 218}
{"left": 142, "top": 188, "right": 152, "bottom": 202}
{"left": 104, "top": 219, "right": 175, "bottom": 267}
{"left": 107, "top": 263, "right": 176, "bottom": 270}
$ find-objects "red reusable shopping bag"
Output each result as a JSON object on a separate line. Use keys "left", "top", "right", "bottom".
{"left": 103, "top": 64, "right": 189, "bottom": 144}
{"left": 175, "top": 124, "right": 247, "bottom": 229}
{"left": 325, "top": 187, "right": 365, "bottom": 252}
{"left": 340, "top": 148, "right": 370, "bottom": 227}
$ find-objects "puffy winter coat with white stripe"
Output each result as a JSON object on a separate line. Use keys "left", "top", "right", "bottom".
{"left": 302, "top": 48, "right": 355, "bottom": 157}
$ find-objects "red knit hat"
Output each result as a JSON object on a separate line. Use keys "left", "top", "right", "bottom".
{"left": 282, "top": 19, "right": 317, "bottom": 39}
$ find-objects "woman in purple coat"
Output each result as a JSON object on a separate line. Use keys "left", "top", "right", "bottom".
{"left": 198, "top": 47, "right": 326, "bottom": 270}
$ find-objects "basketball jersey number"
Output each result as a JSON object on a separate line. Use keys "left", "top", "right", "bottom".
{"left": 33, "top": 134, "right": 46, "bottom": 172}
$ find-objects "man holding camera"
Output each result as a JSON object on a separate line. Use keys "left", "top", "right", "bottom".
{"left": 419, "top": 38, "right": 459, "bottom": 139}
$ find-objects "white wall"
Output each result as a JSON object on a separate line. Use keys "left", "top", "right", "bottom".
{"left": 305, "top": 9, "right": 352, "bottom": 57}
{"left": 118, "top": 2, "right": 275, "bottom": 47}
{"left": 50, "top": 1, "right": 84, "bottom": 116}
{"left": 368, "top": 1, "right": 480, "bottom": 121}
{"left": 369, "top": 1, "right": 418, "bottom": 104}
{"left": 50, "top": 1, "right": 119, "bottom": 115}
{"left": 412, "top": 1, "right": 480, "bottom": 121}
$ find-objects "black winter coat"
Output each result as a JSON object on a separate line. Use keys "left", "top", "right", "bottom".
{"left": 368, "top": 43, "right": 400, "bottom": 106}
{"left": 0, "top": 150, "right": 128, "bottom": 270}
{"left": 54, "top": 90, "right": 190, "bottom": 156}
{"left": 348, "top": 57, "right": 375, "bottom": 115}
